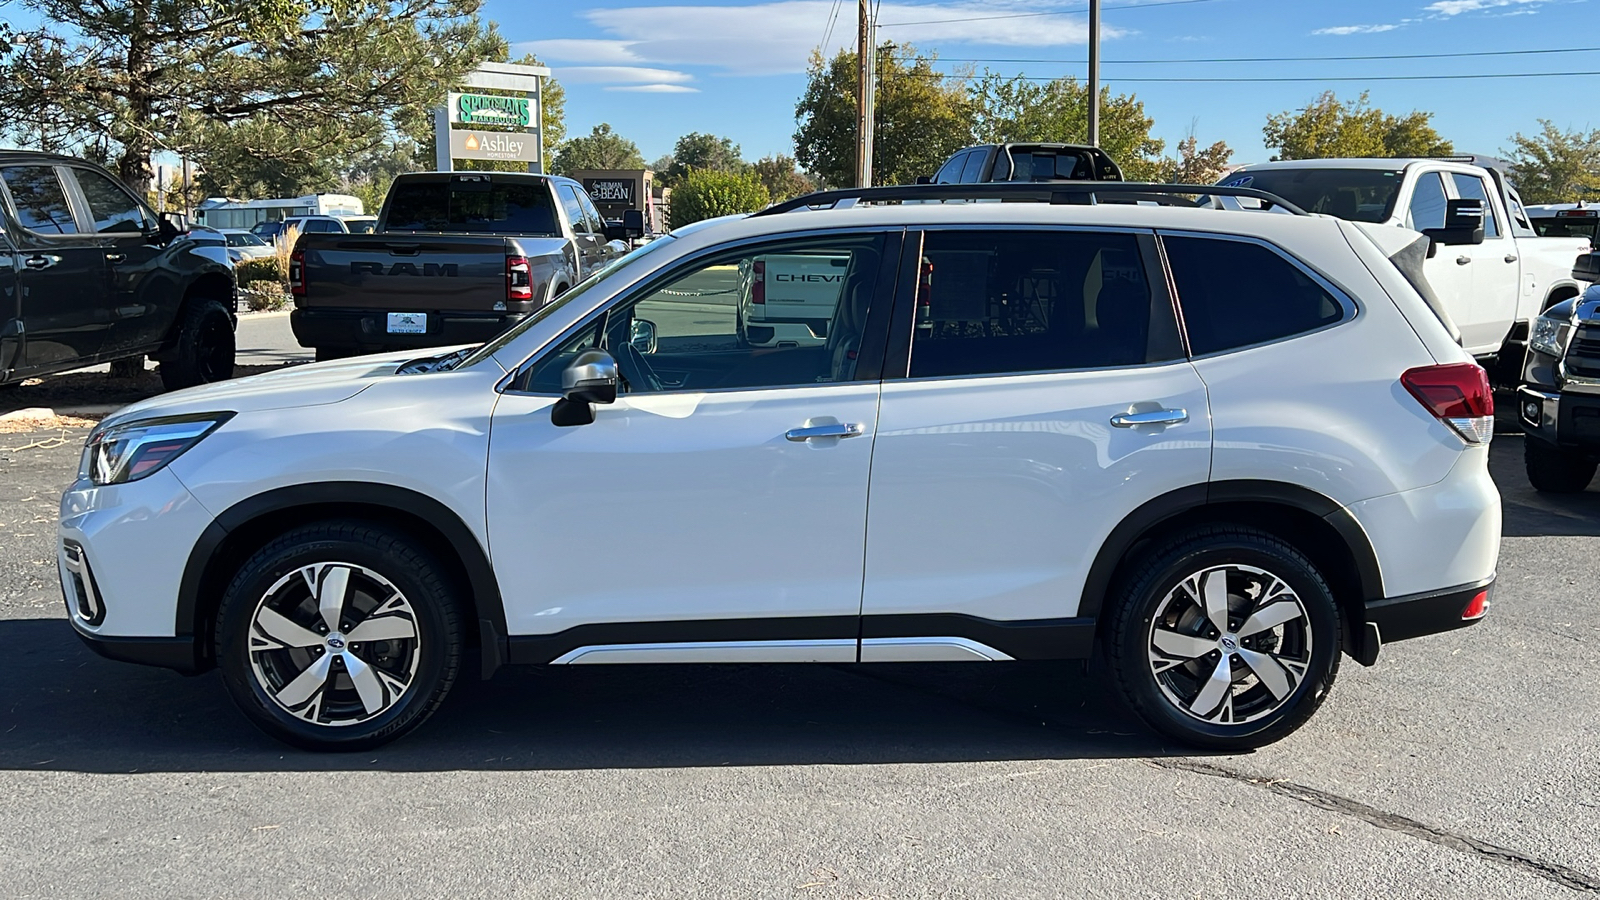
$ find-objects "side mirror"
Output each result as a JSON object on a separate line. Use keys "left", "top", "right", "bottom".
{"left": 551, "top": 349, "right": 618, "bottom": 427}
{"left": 157, "top": 211, "right": 188, "bottom": 244}
{"left": 629, "top": 318, "right": 657, "bottom": 354}
{"left": 622, "top": 208, "right": 645, "bottom": 238}
{"left": 915, "top": 175, "right": 934, "bottom": 185}
{"left": 1572, "top": 250, "right": 1600, "bottom": 283}
{"left": 1422, "top": 198, "right": 1485, "bottom": 247}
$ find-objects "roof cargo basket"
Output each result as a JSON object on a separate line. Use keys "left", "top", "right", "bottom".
{"left": 754, "top": 182, "right": 1308, "bottom": 217}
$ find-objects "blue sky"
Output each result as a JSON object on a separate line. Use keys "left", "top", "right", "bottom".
{"left": 494, "top": 0, "right": 1599, "bottom": 166}
{"left": 3, "top": 0, "right": 1596, "bottom": 169}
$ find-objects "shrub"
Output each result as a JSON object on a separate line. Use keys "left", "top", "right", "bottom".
{"left": 240, "top": 283, "right": 289, "bottom": 312}
{"left": 234, "top": 257, "right": 282, "bottom": 287}
{"left": 667, "top": 169, "right": 771, "bottom": 229}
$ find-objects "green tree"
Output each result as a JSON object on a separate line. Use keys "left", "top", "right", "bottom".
{"left": 1154, "top": 133, "right": 1234, "bottom": 185}
{"left": 551, "top": 123, "right": 646, "bottom": 175}
{"left": 1263, "top": 91, "right": 1452, "bottom": 161}
{"left": 795, "top": 43, "right": 974, "bottom": 188}
{"left": 658, "top": 132, "right": 746, "bottom": 186}
{"left": 0, "top": 0, "right": 502, "bottom": 194}
{"left": 1503, "top": 120, "right": 1600, "bottom": 204}
{"left": 668, "top": 168, "right": 770, "bottom": 228}
{"left": 751, "top": 154, "right": 816, "bottom": 201}
{"left": 971, "top": 74, "right": 1166, "bottom": 180}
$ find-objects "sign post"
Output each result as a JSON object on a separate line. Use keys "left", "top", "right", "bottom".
{"left": 433, "top": 62, "right": 549, "bottom": 173}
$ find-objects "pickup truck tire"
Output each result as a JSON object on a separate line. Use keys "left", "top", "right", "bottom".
{"left": 160, "top": 299, "right": 235, "bottom": 391}
{"left": 1524, "top": 439, "right": 1597, "bottom": 494}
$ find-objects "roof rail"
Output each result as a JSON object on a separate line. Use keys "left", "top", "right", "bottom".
{"left": 754, "top": 182, "right": 1308, "bottom": 217}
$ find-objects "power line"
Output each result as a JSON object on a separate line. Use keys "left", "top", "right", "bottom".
{"left": 820, "top": 0, "right": 845, "bottom": 52}
{"left": 925, "top": 45, "right": 1600, "bottom": 65}
{"left": 883, "top": 69, "right": 1600, "bottom": 82}
{"left": 878, "top": 0, "right": 1219, "bottom": 29}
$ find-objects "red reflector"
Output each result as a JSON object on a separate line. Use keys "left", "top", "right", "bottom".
{"left": 1401, "top": 363, "right": 1493, "bottom": 419}
{"left": 918, "top": 260, "right": 934, "bottom": 307}
{"left": 1461, "top": 590, "right": 1489, "bottom": 620}
{"left": 751, "top": 260, "right": 766, "bottom": 304}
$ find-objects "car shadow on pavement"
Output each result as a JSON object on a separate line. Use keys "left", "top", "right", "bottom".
{"left": 1491, "top": 434, "right": 1600, "bottom": 538}
{"left": 0, "top": 618, "right": 1194, "bottom": 773}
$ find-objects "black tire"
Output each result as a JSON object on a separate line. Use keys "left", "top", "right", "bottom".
{"left": 1104, "top": 525, "right": 1342, "bottom": 750}
{"left": 216, "top": 520, "right": 463, "bottom": 751}
{"left": 1524, "top": 439, "right": 1597, "bottom": 493}
{"left": 160, "top": 299, "right": 235, "bottom": 391}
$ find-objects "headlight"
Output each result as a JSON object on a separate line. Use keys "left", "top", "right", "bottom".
{"left": 80, "top": 413, "right": 233, "bottom": 485}
{"left": 1529, "top": 314, "right": 1566, "bottom": 358}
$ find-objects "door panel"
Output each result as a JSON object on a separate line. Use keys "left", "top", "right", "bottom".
{"left": 0, "top": 164, "right": 109, "bottom": 367}
{"left": 69, "top": 167, "right": 169, "bottom": 353}
{"left": 1450, "top": 172, "right": 1519, "bottom": 348}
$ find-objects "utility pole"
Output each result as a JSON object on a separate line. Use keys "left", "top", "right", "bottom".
{"left": 856, "top": 0, "right": 875, "bottom": 188}
{"left": 1087, "top": 0, "right": 1100, "bottom": 147}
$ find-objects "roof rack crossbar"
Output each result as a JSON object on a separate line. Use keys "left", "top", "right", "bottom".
{"left": 754, "top": 182, "right": 1308, "bottom": 217}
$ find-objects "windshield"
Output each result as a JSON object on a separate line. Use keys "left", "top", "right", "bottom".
{"left": 459, "top": 235, "right": 680, "bottom": 369}
{"left": 1221, "top": 168, "right": 1402, "bottom": 223}
{"left": 225, "top": 233, "right": 265, "bottom": 247}
{"left": 383, "top": 178, "right": 560, "bottom": 236}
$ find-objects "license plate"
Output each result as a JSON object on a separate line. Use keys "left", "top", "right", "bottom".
{"left": 386, "top": 312, "right": 427, "bottom": 334}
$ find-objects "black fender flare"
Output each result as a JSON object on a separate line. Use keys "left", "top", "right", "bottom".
{"left": 177, "top": 481, "right": 507, "bottom": 674}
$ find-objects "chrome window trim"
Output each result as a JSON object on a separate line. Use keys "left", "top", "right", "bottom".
{"left": 1155, "top": 229, "right": 1361, "bottom": 362}
{"left": 497, "top": 225, "right": 903, "bottom": 397}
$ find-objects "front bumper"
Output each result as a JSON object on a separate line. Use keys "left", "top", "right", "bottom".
{"left": 69, "top": 617, "right": 200, "bottom": 673}
{"left": 291, "top": 307, "right": 525, "bottom": 352}
{"left": 1520, "top": 384, "right": 1600, "bottom": 455}
{"left": 1364, "top": 577, "right": 1493, "bottom": 647}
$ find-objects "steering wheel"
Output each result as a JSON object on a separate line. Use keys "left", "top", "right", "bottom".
{"left": 615, "top": 340, "right": 664, "bottom": 394}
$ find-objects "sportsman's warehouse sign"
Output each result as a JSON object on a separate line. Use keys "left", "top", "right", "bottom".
{"left": 448, "top": 92, "right": 535, "bottom": 128}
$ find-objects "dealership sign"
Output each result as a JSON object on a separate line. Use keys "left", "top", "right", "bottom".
{"left": 448, "top": 92, "right": 535, "bottom": 128}
{"left": 583, "top": 179, "right": 635, "bottom": 205}
{"left": 449, "top": 129, "right": 540, "bottom": 163}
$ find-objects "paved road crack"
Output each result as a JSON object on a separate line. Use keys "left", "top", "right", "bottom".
{"left": 1152, "top": 757, "right": 1600, "bottom": 894}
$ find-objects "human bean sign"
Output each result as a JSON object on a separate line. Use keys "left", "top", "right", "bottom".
{"left": 448, "top": 92, "right": 535, "bottom": 128}
{"left": 583, "top": 179, "right": 635, "bottom": 206}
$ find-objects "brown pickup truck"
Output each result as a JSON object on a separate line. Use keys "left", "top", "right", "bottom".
{"left": 290, "top": 172, "right": 641, "bottom": 360}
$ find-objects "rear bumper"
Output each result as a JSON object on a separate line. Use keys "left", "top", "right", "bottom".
{"left": 1364, "top": 576, "right": 1493, "bottom": 645}
{"left": 291, "top": 307, "right": 525, "bottom": 351}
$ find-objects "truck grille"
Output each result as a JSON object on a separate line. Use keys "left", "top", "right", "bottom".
{"left": 1566, "top": 326, "right": 1600, "bottom": 379}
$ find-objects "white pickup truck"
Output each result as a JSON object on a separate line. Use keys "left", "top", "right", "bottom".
{"left": 1222, "top": 158, "right": 1593, "bottom": 380}
{"left": 736, "top": 252, "right": 849, "bottom": 347}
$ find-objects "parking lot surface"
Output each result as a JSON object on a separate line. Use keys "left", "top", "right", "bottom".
{"left": 1, "top": 367, "right": 1597, "bottom": 898}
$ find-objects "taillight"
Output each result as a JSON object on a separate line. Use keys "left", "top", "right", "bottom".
{"left": 289, "top": 250, "right": 305, "bottom": 296}
{"left": 751, "top": 260, "right": 766, "bottom": 305}
{"left": 507, "top": 255, "right": 532, "bottom": 302}
{"left": 1401, "top": 362, "right": 1494, "bottom": 444}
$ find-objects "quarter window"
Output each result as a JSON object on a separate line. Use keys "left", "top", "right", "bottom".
{"left": 1, "top": 166, "right": 79, "bottom": 235}
{"left": 1164, "top": 235, "right": 1345, "bottom": 356}
{"left": 1449, "top": 173, "right": 1500, "bottom": 238}
{"left": 907, "top": 230, "right": 1176, "bottom": 379}
{"left": 521, "top": 234, "right": 888, "bottom": 394}
{"left": 74, "top": 168, "right": 152, "bottom": 234}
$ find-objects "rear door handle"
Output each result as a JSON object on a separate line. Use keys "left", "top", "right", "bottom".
{"left": 23, "top": 254, "right": 59, "bottom": 270}
{"left": 1110, "top": 408, "right": 1188, "bottom": 428}
{"left": 1456, "top": 255, "right": 1472, "bottom": 265}
{"left": 1504, "top": 254, "right": 1518, "bottom": 264}
{"left": 105, "top": 253, "right": 126, "bottom": 263}
{"left": 786, "top": 423, "right": 864, "bottom": 441}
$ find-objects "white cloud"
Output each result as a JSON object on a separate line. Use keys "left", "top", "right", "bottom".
{"left": 1312, "top": 23, "right": 1402, "bottom": 34}
{"left": 515, "top": 39, "right": 642, "bottom": 64}
{"left": 605, "top": 84, "right": 702, "bottom": 93}
{"left": 1423, "top": 0, "right": 1546, "bottom": 15}
{"left": 552, "top": 66, "right": 696, "bottom": 85}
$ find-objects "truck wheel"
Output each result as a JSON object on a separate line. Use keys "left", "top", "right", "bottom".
{"left": 1525, "top": 439, "right": 1597, "bottom": 493}
{"left": 160, "top": 299, "right": 235, "bottom": 391}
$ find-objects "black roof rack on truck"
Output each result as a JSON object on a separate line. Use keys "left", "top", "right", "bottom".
{"left": 754, "top": 182, "right": 1309, "bottom": 217}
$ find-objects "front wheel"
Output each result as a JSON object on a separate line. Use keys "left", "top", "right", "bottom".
{"left": 1105, "top": 526, "right": 1342, "bottom": 750}
{"left": 1525, "top": 439, "right": 1597, "bottom": 493}
{"left": 216, "top": 521, "right": 463, "bottom": 751}
{"left": 160, "top": 299, "right": 235, "bottom": 390}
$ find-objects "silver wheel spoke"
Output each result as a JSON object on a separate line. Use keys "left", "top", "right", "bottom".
{"left": 310, "top": 565, "right": 352, "bottom": 632}
{"left": 1238, "top": 648, "right": 1297, "bottom": 700}
{"left": 1151, "top": 629, "right": 1217, "bottom": 661}
{"left": 1238, "top": 600, "right": 1303, "bottom": 638}
{"left": 253, "top": 608, "right": 323, "bottom": 649}
{"left": 1190, "top": 655, "right": 1234, "bottom": 718}
{"left": 347, "top": 615, "right": 416, "bottom": 643}
{"left": 275, "top": 653, "right": 333, "bottom": 709}
{"left": 1201, "top": 569, "right": 1232, "bottom": 634}
{"left": 343, "top": 653, "right": 386, "bottom": 715}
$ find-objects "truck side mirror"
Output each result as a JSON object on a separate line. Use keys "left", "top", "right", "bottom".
{"left": 1572, "top": 250, "right": 1600, "bottom": 283}
{"left": 156, "top": 211, "right": 188, "bottom": 244}
{"left": 1422, "top": 198, "right": 1485, "bottom": 247}
{"left": 915, "top": 175, "right": 934, "bottom": 185}
{"left": 551, "top": 349, "right": 619, "bottom": 427}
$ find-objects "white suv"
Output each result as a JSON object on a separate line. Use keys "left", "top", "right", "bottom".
{"left": 58, "top": 184, "right": 1501, "bottom": 752}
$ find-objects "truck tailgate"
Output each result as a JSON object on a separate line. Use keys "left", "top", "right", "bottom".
{"left": 297, "top": 234, "right": 511, "bottom": 311}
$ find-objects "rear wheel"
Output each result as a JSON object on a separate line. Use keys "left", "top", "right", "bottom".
{"left": 160, "top": 299, "right": 235, "bottom": 390}
{"left": 1105, "top": 526, "right": 1341, "bottom": 750}
{"left": 216, "top": 521, "right": 463, "bottom": 751}
{"left": 1525, "top": 439, "right": 1597, "bottom": 493}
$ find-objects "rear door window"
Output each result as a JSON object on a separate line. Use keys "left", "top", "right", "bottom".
{"left": 557, "top": 185, "right": 591, "bottom": 234}
{"left": 1164, "top": 235, "right": 1347, "bottom": 356}
{"left": 906, "top": 229, "right": 1180, "bottom": 378}
{"left": 1, "top": 166, "right": 79, "bottom": 235}
{"left": 384, "top": 178, "right": 560, "bottom": 235}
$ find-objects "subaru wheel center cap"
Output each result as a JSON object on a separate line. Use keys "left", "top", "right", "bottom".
{"left": 326, "top": 632, "right": 347, "bottom": 652}
{"left": 1219, "top": 634, "right": 1239, "bottom": 653}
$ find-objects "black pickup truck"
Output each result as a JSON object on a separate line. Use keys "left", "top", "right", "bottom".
{"left": 1, "top": 151, "right": 236, "bottom": 390}
{"left": 290, "top": 172, "right": 641, "bottom": 359}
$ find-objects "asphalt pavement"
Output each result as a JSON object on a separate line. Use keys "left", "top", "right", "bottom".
{"left": 0, "top": 323, "right": 1597, "bottom": 898}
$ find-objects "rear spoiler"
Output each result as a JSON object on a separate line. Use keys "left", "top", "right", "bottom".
{"left": 1353, "top": 223, "right": 1463, "bottom": 346}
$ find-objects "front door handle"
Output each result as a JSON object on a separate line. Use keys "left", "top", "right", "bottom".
{"left": 1504, "top": 254, "right": 1518, "bottom": 264}
{"left": 1456, "top": 255, "right": 1472, "bottom": 265}
{"left": 105, "top": 253, "right": 126, "bottom": 264}
{"left": 23, "top": 254, "right": 59, "bottom": 270}
{"left": 786, "top": 423, "right": 864, "bottom": 441}
{"left": 1110, "top": 408, "right": 1188, "bottom": 428}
